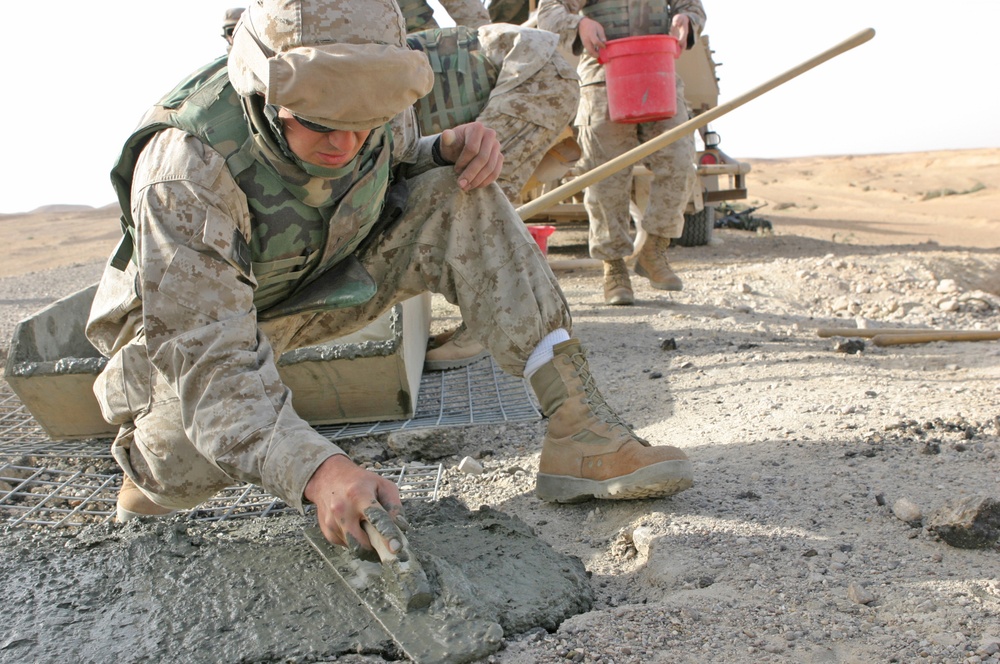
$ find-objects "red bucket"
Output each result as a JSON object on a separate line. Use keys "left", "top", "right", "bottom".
{"left": 598, "top": 35, "right": 681, "bottom": 124}
{"left": 526, "top": 225, "right": 555, "bottom": 255}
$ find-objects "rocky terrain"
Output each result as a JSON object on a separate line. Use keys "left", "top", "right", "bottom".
{"left": 0, "top": 149, "right": 998, "bottom": 663}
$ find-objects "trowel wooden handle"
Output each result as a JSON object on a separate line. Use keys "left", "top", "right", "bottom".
{"left": 872, "top": 331, "right": 1000, "bottom": 346}
{"left": 362, "top": 521, "right": 399, "bottom": 563}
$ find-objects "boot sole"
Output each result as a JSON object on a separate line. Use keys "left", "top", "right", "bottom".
{"left": 634, "top": 263, "right": 683, "bottom": 291}
{"left": 605, "top": 293, "right": 635, "bottom": 306}
{"left": 424, "top": 349, "right": 490, "bottom": 372}
{"left": 116, "top": 504, "right": 177, "bottom": 523}
{"left": 535, "top": 459, "right": 693, "bottom": 503}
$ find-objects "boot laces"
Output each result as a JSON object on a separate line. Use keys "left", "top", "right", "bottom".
{"left": 605, "top": 260, "right": 630, "bottom": 291}
{"left": 647, "top": 235, "right": 672, "bottom": 261}
{"left": 569, "top": 349, "right": 631, "bottom": 433}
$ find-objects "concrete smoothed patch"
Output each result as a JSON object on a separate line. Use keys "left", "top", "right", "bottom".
{"left": 0, "top": 497, "right": 592, "bottom": 662}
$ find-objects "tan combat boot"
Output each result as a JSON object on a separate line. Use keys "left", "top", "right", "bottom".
{"left": 603, "top": 258, "right": 634, "bottom": 305}
{"left": 424, "top": 323, "right": 489, "bottom": 371}
{"left": 635, "top": 234, "right": 683, "bottom": 291}
{"left": 529, "top": 339, "right": 693, "bottom": 502}
{"left": 116, "top": 475, "right": 176, "bottom": 523}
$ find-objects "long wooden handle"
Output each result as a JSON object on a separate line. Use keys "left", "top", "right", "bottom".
{"left": 872, "top": 331, "right": 1000, "bottom": 346}
{"left": 817, "top": 327, "right": 935, "bottom": 338}
{"left": 515, "top": 28, "right": 876, "bottom": 220}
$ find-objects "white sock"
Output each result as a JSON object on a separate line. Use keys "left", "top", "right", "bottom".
{"left": 524, "top": 329, "right": 571, "bottom": 379}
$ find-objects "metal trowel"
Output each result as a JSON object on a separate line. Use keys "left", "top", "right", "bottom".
{"left": 304, "top": 526, "right": 504, "bottom": 664}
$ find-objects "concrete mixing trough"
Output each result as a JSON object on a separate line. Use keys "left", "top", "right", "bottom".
{"left": 4, "top": 284, "right": 430, "bottom": 440}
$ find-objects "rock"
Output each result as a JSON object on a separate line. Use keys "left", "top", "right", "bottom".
{"left": 892, "top": 498, "right": 923, "bottom": 525}
{"left": 458, "top": 456, "right": 484, "bottom": 475}
{"left": 936, "top": 279, "right": 959, "bottom": 293}
{"left": 385, "top": 428, "right": 461, "bottom": 460}
{"left": 831, "top": 295, "right": 851, "bottom": 312}
{"left": 847, "top": 582, "right": 875, "bottom": 605}
{"left": 926, "top": 495, "right": 1000, "bottom": 549}
{"left": 978, "top": 635, "right": 1000, "bottom": 656}
{"left": 631, "top": 526, "right": 656, "bottom": 557}
{"left": 834, "top": 339, "right": 865, "bottom": 354}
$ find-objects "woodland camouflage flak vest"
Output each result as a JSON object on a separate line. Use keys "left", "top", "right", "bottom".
{"left": 109, "top": 56, "right": 393, "bottom": 315}
{"left": 406, "top": 26, "right": 499, "bottom": 135}
{"left": 398, "top": 0, "right": 438, "bottom": 33}
{"left": 581, "top": 0, "right": 673, "bottom": 41}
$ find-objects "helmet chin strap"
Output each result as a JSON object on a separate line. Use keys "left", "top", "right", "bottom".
{"left": 261, "top": 102, "right": 298, "bottom": 161}
{"left": 241, "top": 95, "right": 296, "bottom": 164}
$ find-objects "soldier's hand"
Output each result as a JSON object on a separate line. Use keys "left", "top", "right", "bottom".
{"left": 578, "top": 17, "right": 606, "bottom": 59}
{"left": 304, "top": 453, "right": 406, "bottom": 559}
{"left": 670, "top": 14, "right": 691, "bottom": 48}
{"left": 439, "top": 123, "right": 504, "bottom": 191}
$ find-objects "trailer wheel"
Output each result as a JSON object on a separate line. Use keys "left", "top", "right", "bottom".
{"left": 675, "top": 206, "right": 715, "bottom": 247}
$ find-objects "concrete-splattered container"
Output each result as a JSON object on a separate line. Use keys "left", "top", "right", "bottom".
{"left": 4, "top": 284, "right": 113, "bottom": 440}
{"left": 4, "top": 284, "right": 430, "bottom": 440}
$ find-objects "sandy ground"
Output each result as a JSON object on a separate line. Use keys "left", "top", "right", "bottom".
{"left": 1, "top": 148, "right": 999, "bottom": 663}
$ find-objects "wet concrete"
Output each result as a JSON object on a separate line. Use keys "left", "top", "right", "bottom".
{"left": 0, "top": 497, "right": 592, "bottom": 663}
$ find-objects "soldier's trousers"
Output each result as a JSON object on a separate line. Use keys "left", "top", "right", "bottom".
{"left": 477, "top": 55, "right": 580, "bottom": 202}
{"left": 99, "top": 168, "right": 571, "bottom": 509}
{"left": 574, "top": 79, "right": 697, "bottom": 261}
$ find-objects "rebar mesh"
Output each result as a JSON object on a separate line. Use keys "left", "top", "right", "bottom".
{"left": 0, "top": 355, "right": 534, "bottom": 528}
{"left": 0, "top": 462, "right": 443, "bottom": 528}
{"left": 0, "top": 356, "right": 539, "bottom": 458}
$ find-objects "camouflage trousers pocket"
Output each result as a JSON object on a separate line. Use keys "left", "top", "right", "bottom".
{"left": 93, "top": 342, "right": 152, "bottom": 426}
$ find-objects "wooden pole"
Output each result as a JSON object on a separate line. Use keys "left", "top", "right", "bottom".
{"left": 872, "top": 331, "right": 1000, "bottom": 346}
{"left": 816, "top": 327, "right": 935, "bottom": 338}
{"left": 516, "top": 28, "right": 876, "bottom": 221}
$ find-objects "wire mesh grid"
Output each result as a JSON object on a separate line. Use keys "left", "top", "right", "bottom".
{"left": 0, "top": 462, "right": 443, "bottom": 528}
{"left": 0, "top": 355, "right": 532, "bottom": 528}
{"left": 0, "top": 356, "right": 539, "bottom": 459}
{"left": 0, "top": 385, "right": 59, "bottom": 454}
{"left": 298, "top": 355, "right": 538, "bottom": 438}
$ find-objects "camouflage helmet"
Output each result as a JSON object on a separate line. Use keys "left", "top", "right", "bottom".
{"left": 227, "top": 0, "right": 434, "bottom": 131}
{"left": 222, "top": 7, "right": 244, "bottom": 37}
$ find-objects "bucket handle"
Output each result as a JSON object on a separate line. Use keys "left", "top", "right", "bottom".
{"left": 596, "top": 35, "right": 681, "bottom": 65}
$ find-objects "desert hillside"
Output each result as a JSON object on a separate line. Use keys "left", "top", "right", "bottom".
{"left": 744, "top": 148, "right": 1000, "bottom": 250}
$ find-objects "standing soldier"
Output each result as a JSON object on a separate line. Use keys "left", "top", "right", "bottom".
{"left": 399, "top": 0, "right": 490, "bottom": 34}
{"left": 537, "top": 0, "right": 706, "bottom": 305}
{"left": 221, "top": 7, "right": 245, "bottom": 52}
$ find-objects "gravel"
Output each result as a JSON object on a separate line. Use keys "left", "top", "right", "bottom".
{"left": 1, "top": 222, "right": 999, "bottom": 663}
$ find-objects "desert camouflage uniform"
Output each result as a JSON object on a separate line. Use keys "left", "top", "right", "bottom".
{"left": 86, "top": 61, "right": 570, "bottom": 513}
{"left": 399, "top": 0, "right": 490, "bottom": 33}
{"left": 537, "top": 0, "right": 706, "bottom": 260}
{"left": 407, "top": 23, "right": 579, "bottom": 200}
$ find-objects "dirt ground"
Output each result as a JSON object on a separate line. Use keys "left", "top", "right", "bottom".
{"left": 1, "top": 148, "right": 999, "bottom": 663}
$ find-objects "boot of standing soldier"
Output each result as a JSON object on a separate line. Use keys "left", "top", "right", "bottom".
{"left": 635, "top": 234, "right": 683, "bottom": 291}
{"left": 527, "top": 333, "right": 692, "bottom": 503}
{"left": 602, "top": 257, "right": 634, "bottom": 305}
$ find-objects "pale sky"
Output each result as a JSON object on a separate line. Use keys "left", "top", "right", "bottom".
{"left": 2, "top": 1, "right": 997, "bottom": 214}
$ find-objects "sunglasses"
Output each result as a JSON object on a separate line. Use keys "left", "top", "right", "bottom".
{"left": 223, "top": 27, "right": 235, "bottom": 37}
{"left": 291, "top": 114, "right": 338, "bottom": 133}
